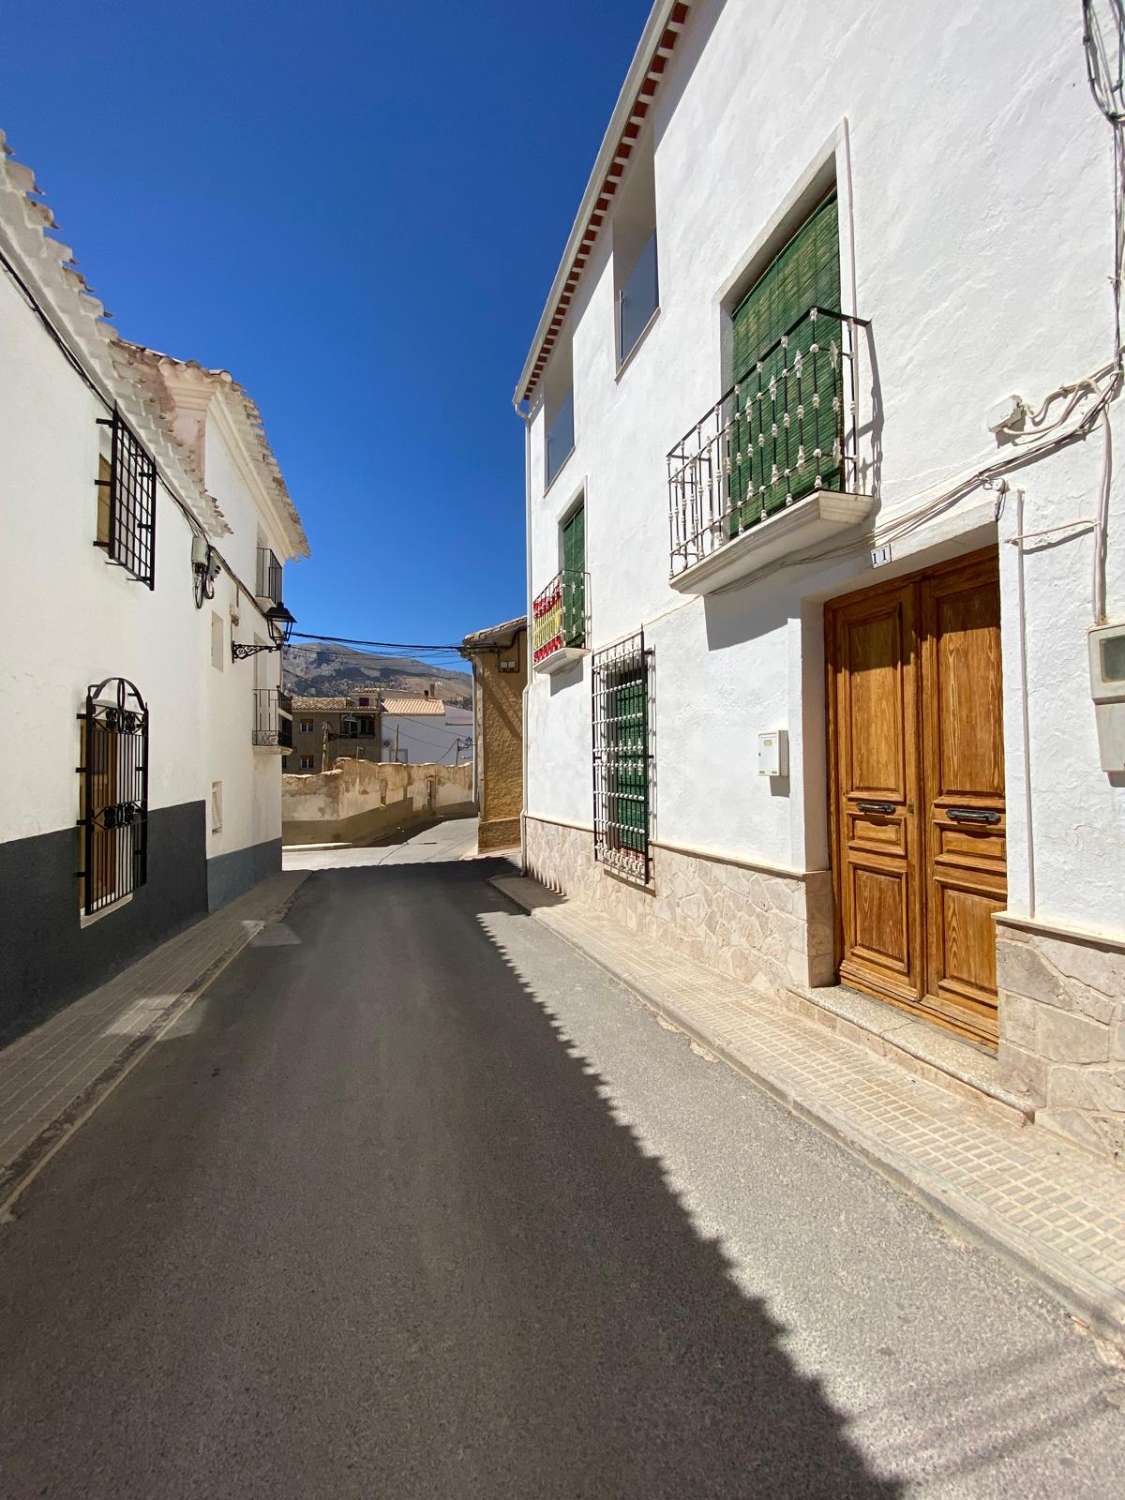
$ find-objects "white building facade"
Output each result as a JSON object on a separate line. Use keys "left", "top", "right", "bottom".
{"left": 519, "top": 1, "right": 1125, "bottom": 1161}
{"left": 0, "top": 131, "right": 308, "bottom": 1043}
{"left": 381, "top": 696, "right": 473, "bottom": 766}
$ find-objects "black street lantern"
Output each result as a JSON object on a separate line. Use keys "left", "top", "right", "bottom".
{"left": 232, "top": 602, "right": 297, "bottom": 660}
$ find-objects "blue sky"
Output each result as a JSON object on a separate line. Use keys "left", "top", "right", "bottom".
{"left": 1, "top": 0, "right": 651, "bottom": 648}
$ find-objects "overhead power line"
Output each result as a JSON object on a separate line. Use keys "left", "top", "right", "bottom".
{"left": 287, "top": 631, "right": 466, "bottom": 655}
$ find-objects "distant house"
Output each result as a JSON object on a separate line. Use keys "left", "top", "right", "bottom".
{"left": 381, "top": 692, "right": 472, "bottom": 766}
{"left": 290, "top": 695, "right": 382, "bottom": 773}
{"left": 461, "top": 617, "right": 526, "bottom": 853}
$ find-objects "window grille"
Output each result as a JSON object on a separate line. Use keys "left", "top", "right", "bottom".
{"left": 78, "top": 677, "right": 149, "bottom": 915}
{"left": 592, "top": 631, "right": 652, "bottom": 886}
{"left": 95, "top": 409, "right": 157, "bottom": 588}
{"left": 256, "top": 546, "right": 283, "bottom": 604}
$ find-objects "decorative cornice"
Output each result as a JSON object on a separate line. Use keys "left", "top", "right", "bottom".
{"left": 514, "top": 1, "right": 692, "bottom": 407}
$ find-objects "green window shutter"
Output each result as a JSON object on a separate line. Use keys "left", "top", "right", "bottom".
{"left": 562, "top": 505, "right": 586, "bottom": 647}
{"left": 608, "top": 663, "right": 647, "bottom": 851}
{"left": 728, "top": 195, "right": 842, "bottom": 533}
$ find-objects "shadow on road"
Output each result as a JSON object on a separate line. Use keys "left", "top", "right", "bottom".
{"left": 0, "top": 858, "right": 903, "bottom": 1499}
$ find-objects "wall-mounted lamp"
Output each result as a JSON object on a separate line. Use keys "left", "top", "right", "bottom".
{"left": 232, "top": 603, "right": 296, "bottom": 660}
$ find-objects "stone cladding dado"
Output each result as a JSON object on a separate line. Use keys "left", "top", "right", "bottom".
{"left": 998, "top": 921, "right": 1125, "bottom": 1164}
{"left": 524, "top": 816, "right": 834, "bottom": 994}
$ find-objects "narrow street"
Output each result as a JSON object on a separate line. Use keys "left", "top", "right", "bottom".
{"left": 1, "top": 848, "right": 1123, "bottom": 1499}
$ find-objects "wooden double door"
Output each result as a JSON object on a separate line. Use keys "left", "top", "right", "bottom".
{"left": 826, "top": 550, "right": 1006, "bottom": 1044}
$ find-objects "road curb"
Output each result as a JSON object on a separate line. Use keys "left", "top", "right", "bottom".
{"left": 490, "top": 875, "right": 1125, "bottom": 1350}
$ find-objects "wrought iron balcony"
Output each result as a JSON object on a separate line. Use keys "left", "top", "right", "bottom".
{"left": 532, "top": 568, "right": 588, "bottom": 673}
{"left": 666, "top": 307, "right": 873, "bottom": 593}
{"left": 255, "top": 546, "right": 283, "bottom": 606}
{"left": 253, "top": 687, "right": 293, "bottom": 750}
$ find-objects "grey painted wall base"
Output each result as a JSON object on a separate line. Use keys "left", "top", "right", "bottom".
{"left": 0, "top": 801, "right": 208, "bottom": 1048}
{"left": 207, "top": 837, "right": 282, "bottom": 912}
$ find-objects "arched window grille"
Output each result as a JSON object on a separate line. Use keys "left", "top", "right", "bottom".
{"left": 78, "top": 677, "right": 149, "bottom": 915}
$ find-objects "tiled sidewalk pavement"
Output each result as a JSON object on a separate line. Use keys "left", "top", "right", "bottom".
{"left": 0, "top": 871, "right": 307, "bottom": 1209}
{"left": 492, "top": 874, "right": 1125, "bottom": 1346}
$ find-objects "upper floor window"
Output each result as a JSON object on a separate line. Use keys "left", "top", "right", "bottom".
{"left": 256, "top": 544, "right": 283, "bottom": 605}
{"left": 95, "top": 408, "right": 157, "bottom": 589}
{"left": 727, "top": 192, "right": 841, "bottom": 532}
{"left": 299, "top": 718, "right": 314, "bottom": 733}
{"left": 544, "top": 341, "right": 575, "bottom": 491}
{"left": 614, "top": 143, "right": 658, "bottom": 367}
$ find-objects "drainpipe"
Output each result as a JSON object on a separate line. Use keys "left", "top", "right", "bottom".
{"left": 1014, "top": 488, "right": 1037, "bottom": 919}
{"left": 515, "top": 395, "right": 534, "bottom": 873}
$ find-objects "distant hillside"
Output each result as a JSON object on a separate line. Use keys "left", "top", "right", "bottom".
{"left": 283, "top": 641, "right": 472, "bottom": 707}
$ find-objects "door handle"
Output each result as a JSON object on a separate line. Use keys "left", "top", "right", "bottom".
{"left": 947, "top": 807, "right": 1001, "bottom": 825}
{"left": 857, "top": 800, "right": 895, "bottom": 815}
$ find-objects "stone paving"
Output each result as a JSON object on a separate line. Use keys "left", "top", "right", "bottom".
{"left": 492, "top": 874, "right": 1125, "bottom": 1345}
{"left": 0, "top": 872, "right": 307, "bottom": 1206}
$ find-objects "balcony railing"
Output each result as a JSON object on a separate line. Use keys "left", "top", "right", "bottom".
{"left": 253, "top": 687, "right": 293, "bottom": 749}
{"left": 532, "top": 569, "right": 588, "bottom": 667}
{"left": 667, "top": 307, "right": 867, "bottom": 579}
{"left": 256, "top": 546, "right": 283, "bottom": 605}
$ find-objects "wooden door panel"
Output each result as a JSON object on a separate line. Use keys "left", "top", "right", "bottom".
{"left": 849, "top": 861, "right": 911, "bottom": 972}
{"left": 828, "top": 548, "right": 1006, "bottom": 1045}
{"left": 831, "top": 582, "right": 923, "bottom": 1003}
{"left": 844, "top": 608, "right": 908, "bottom": 797}
{"left": 921, "top": 554, "right": 1006, "bottom": 1040}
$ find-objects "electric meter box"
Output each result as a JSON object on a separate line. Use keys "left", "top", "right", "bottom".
{"left": 757, "top": 729, "right": 788, "bottom": 778}
{"left": 1089, "top": 623, "right": 1125, "bottom": 771}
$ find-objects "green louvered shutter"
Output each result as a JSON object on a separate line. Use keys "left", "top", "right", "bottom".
{"left": 609, "top": 662, "right": 646, "bottom": 853}
{"left": 728, "top": 195, "right": 841, "bottom": 534}
{"left": 562, "top": 505, "right": 585, "bottom": 647}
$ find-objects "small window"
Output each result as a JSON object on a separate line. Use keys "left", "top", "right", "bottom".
{"left": 95, "top": 408, "right": 157, "bottom": 588}
{"left": 79, "top": 677, "right": 149, "bottom": 915}
{"left": 211, "top": 780, "right": 223, "bottom": 833}
{"left": 544, "top": 341, "right": 575, "bottom": 490}
{"left": 357, "top": 696, "right": 370, "bottom": 707}
{"left": 211, "top": 612, "right": 224, "bottom": 670}
{"left": 614, "top": 143, "right": 658, "bottom": 366}
{"left": 592, "top": 633, "right": 651, "bottom": 887}
{"left": 300, "top": 754, "right": 314, "bottom": 770}
{"left": 255, "top": 545, "right": 282, "bottom": 604}
{"left": 299, "top": 718, "right": 314, "bottom": 733}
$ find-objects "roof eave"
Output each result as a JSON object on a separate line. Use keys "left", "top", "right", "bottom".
{"left": 512, "top": 0, "right": 689, "bottom": 409}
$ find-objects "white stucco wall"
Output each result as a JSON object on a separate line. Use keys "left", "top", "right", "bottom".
{"left": 0, "top": 267, "right": 301, "bottom": 880}
{"left": 524, "top": 0, "right": 1125, "bottom": 938}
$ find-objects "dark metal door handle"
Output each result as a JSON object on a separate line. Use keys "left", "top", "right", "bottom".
{"left": 947, "top": 807, "right": 1001, "bottom": 825}
{"left": 857, "top": 800, "right": 895, "bottom": 815}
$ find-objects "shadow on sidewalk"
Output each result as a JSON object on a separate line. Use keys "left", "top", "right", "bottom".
{"left": 0, "top": 857, "right": 903, "bottom": 1498}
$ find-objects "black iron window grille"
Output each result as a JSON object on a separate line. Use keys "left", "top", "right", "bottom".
{"left": 592, "top": 631, "right": 652, "bottom": 887}
{"left": 78, "top": 677, "right": 149, "bottom": 916}
{"left": 256, "top": 546, "right": 283, "bottom": 604}
{"left": 95, "top": 408, "right": 157, "bottom": 589}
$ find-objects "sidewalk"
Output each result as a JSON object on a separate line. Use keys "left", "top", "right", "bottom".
{"left": 492, "top": 874, "right": 1125, "bottom": 1346}
{"left": 0, "top": 871, "right": 307, "bottom": 1212}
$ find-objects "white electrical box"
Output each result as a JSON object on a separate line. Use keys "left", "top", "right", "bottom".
{"left": 757, "top": 729, "right": 788, "bottom": 778}
{"left": 1089, "top": 623, "right": 1125, "bottom": 771}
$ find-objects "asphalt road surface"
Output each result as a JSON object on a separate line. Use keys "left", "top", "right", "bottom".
{"left": 2, "top": 854, "right": 1124, "bottom": 1498}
